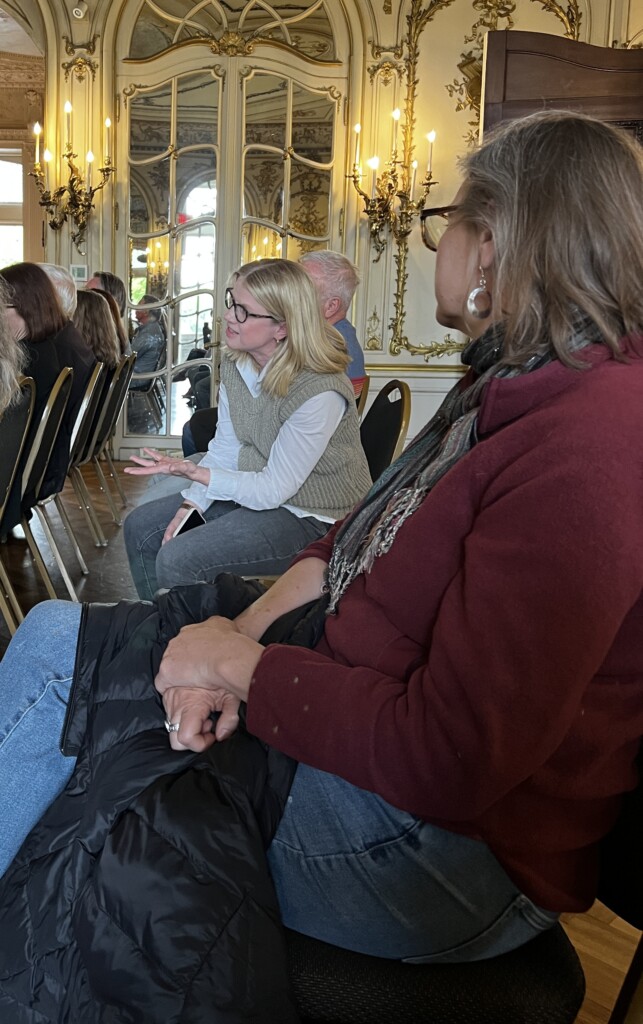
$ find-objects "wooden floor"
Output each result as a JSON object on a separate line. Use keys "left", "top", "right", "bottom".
{"left": 0, "top": 460, "right": 640, "bottom": 1022}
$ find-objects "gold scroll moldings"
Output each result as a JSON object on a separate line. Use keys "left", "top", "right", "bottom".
{"left": 62, "top": 55, "right": 98, "bottom": 82}
{"left": 446, "top": 0, "right": 582, "bottom": 142}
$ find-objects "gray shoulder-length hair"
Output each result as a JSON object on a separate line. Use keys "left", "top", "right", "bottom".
{"left": 456, "top": 111, "right": 643, "bottom": 366}
{"left": 0, "top": 278, "right": 26, "bottom": 415}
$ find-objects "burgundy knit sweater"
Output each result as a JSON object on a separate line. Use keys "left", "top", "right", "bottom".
{"left": 247, "top": 342, "right": 643, "bottom": 912}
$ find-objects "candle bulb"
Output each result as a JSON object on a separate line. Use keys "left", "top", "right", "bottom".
{"left": 104, "top": 117, "right": 111, "bottom": 162}
{"left": 86, "top": 150, "right": 94, "bottom": 189}
{"left": 43, "top": 148, "right": 52, "bottom": 190}
{"left": 367, "top": 156, "right": 379, "bottom": 199}
{"left": 33, "top": 122, "right": 41, "bottom": 165}
{"left": 64, "top": 102, "right": 72, "bottom": 148}
{"left": 427, "top": 130, "right": 436, "bottom": 175}
{"left": 410, "top": 159, "right": 417, "bottom": 200}
{"left": 392, "top": 108, "right": 401, "bottom": 153}
{"left": 263, "top": 235, "right": 268, "bottom": 257}
{"left": 354, "top": 123, "right": 361, "bottom": 171}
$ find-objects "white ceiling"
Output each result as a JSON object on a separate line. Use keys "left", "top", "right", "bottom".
{"left": 0, "top": 6, "right": 42, "bottom": 56}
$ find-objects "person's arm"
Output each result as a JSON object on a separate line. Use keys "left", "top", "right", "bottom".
{"left": 234, "top": 555, "right": 329, "bottom": 640}
{"left": 244, "top": 428, "right": 643, "bottom": 823}
{"left": 189, "top": 391, "right": 346, "bottom": 510}
{"left": 181, "top": 383, "right": 239, "bottom": 509}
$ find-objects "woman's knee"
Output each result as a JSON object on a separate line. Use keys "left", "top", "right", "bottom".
{"left": 16, "top": 600, "right": 82, "bottom": 648}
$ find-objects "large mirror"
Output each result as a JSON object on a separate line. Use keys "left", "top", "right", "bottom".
{"left": 127, "top": 71, "right": 219, "bottom": 437}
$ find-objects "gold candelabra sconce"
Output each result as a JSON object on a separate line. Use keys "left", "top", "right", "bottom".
{"left": 349, "top": 116, "right": 438, "bottom": 263}
{"left": 30, "top": 105, "right": 115, "bottom": 255}
{"left": 145, "top": 239, "right": 170, "bottom": 297}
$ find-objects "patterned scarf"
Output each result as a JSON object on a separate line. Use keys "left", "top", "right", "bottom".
{"left": 325, "top": 318, "right": 600, "bottom": 613}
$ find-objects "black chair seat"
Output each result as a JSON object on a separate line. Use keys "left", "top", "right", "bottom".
{"left": 286, "top": 924, "right": 585, "bottom": 1024}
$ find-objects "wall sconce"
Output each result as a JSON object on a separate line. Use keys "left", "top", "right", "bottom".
{"left": 349, "top": 116, "right": 438, "bottom": 263}
{"left": 30, "top": 108, "right": 115, "bottom": 254}
{"left": 146, "top": 239, "right": 169, "bottom": 296}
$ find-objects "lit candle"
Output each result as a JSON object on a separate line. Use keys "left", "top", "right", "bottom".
{"left": 392, "top": 108, "right": 400, "bottom": 152}
{"left": 86, "top": 150, "right": 94, "bottom": 189}
{"left": 263, "top": 235, "right": 268, "bottom": 257}
{"left": 427, "top": 130, "right": 436, "bottom": 175}
{"left": 354, "top": 123, "right": 361, "bottom": 170}
{"left": 104, "top": 117, "right": 111, "bottom": 162}
{"left": 43, "top": 148, "right": 52, "bottom": 190}
{"left": 33, "top": 122, "right": 41, "bottom": 165}
{"left": 64, "top": 102, "right": 72, "bottom": 147}
{"left": 367, "top": 156, "right": 379, "bottom": 199}
{"left": 410, "top": 159, "right": 417, "bottom": 199}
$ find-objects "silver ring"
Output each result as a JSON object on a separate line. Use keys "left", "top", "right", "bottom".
{"left": 164, "top": 719, "right": 180, "bottom": 733}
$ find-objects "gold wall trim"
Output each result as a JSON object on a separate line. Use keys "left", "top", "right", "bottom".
{"left": 446, "top": 0, "right": 582, "bottom": 140}
{"left": 365, "top": 361, "right": 466, "bottom": 374}
{"left": 0, "top": 52, "right": 45, "bottom": 89}
{"left": 62, "top": 56, "right": 98, "bottom": 82}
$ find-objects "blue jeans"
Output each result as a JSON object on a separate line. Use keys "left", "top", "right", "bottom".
{"left": 0, "top": 602, "right": 558, "bottom": 960}
{"left": 123, "top": 493, "right": 329, "bottom": 600}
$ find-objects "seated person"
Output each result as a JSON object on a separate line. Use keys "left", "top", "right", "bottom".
{"left": 129, "top": 294, "right": 166, "bottom": 390}
{"left": 182, "top": 250, "right": 366, "bottom": 456}
{"left": 86, "top": 269, "right": 127, "bottom": 319}
{"left": 299, "top": 249, "right": 366, "bottom": 397}
{"left": 0, "top": 262, "right": 96, "bottom": 527}
{"left": 86, "top": 270, "right": 131, "bottom": 355}
{"left": 123, "top": 259, "right": 372, "bottom": 599}
{"left": 0, "top": 113, "right": 642, "bottom": 1019}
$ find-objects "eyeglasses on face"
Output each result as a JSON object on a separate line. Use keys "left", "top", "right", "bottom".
{"left": 224, "top": 287, "right": 277, "bottom": 324}
{"left": 420, "top": 205, "right": 459, "bottom": 252}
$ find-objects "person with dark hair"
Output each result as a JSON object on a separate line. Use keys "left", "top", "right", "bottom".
{"left": 91, "top": 287, "right": 131, "bottom": 357}
{"left": 0, "top": 113, "right": 643, "bottom": 1018}
{"left": 73, "top": 290, "right": 121, "bottom": 369}
{"left": 86, "top": 270, "right": 127, "bottom": 320}
{"left": 0, "top": 262, "right": 96, "bottom": 527}
{"left": 129, "top": 293, "right": 166, "bottom": 390}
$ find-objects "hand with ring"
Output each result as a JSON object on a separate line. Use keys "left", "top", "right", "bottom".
{"left": 162, "top": 685, "right": 241, "bottom": 752}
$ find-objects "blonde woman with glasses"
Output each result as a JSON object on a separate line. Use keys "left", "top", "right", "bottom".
{"left": 123, "top": 259, "right": 371, "bottom": 600}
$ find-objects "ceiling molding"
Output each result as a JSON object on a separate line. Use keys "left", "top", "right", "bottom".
{"left": 0, "top": 51, "right": 45, "bottom": 88}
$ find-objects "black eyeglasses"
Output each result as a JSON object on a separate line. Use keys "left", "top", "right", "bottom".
{"left": 224, "top": 287, "right": 277, "bottom": 324}
{"left": 420, "top": 205, "right": 459, "bottom": 252}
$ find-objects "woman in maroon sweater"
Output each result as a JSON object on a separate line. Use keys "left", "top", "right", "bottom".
{"left": 154, "top": 112, "right": 643, "bottom": 957}
{"left": 1, "top": 111, "right": 642, "bottom": 964}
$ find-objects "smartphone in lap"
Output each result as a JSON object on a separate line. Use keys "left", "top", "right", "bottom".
{"left": 172, "top": 507, "right": 206, "bottom": 537}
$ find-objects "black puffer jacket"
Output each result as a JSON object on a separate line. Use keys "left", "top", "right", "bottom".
{"left": 0, "top": 577, "right": 313, "bottom": 1024}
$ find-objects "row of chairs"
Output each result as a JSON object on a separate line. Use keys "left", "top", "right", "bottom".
{"left": 0, "top": 352, "right": 136, "bottom": 632}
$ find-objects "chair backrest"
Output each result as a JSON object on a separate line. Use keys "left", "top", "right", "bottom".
{"left": 597, "top": 746, "right": 643, "bottom": 931}
{"left": 83, "top": 352, "right": 136, "bottom": 462}
{"left": 68, "top": 362, "right": 106, "bottom": 472}
{"left": 355, "top": 375, "right": 370, "bottom": 421}
{"left": 21, "top": 367, "right": 74, "bottom": 504}
{"left": 0, "top": 377, "right": 35, "bottom": 523}
{"left": 359, "top": 379, "right": 411, "bottom": 482}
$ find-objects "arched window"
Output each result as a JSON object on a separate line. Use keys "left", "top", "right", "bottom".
{"left": 119, "top": 0, "right": 352, "bottom": 440}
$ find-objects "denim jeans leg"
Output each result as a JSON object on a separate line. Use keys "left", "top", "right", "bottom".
{"left": 123, "top": 492, "right": 186, "bottom": 599}
{"left": 154, "top": 505, "right": 329, "bottom": 592}
{"left": 0, "top": 601, "right": 81, "bottom": 877}
{"left": 268, "top": 765, "right": 559, "bottom": 961}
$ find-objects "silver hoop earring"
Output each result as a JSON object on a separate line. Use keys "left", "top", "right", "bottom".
{"left": 466, "top": 266, "right": 492, "bottom": 320}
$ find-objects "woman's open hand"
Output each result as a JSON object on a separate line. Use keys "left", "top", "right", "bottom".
{"left": 162, "top": 685, "right": 240, "bottom": 752}
{"left": 124, "top": 448, "right": 203, "bottom": 479}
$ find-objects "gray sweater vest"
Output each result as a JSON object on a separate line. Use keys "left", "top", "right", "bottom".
{"left": 222, "top": 356, "right": 371, "bottom": 519}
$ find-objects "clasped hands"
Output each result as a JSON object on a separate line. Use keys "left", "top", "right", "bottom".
{"left": 155, "top": 615, "right": 264, "bottom": 754}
